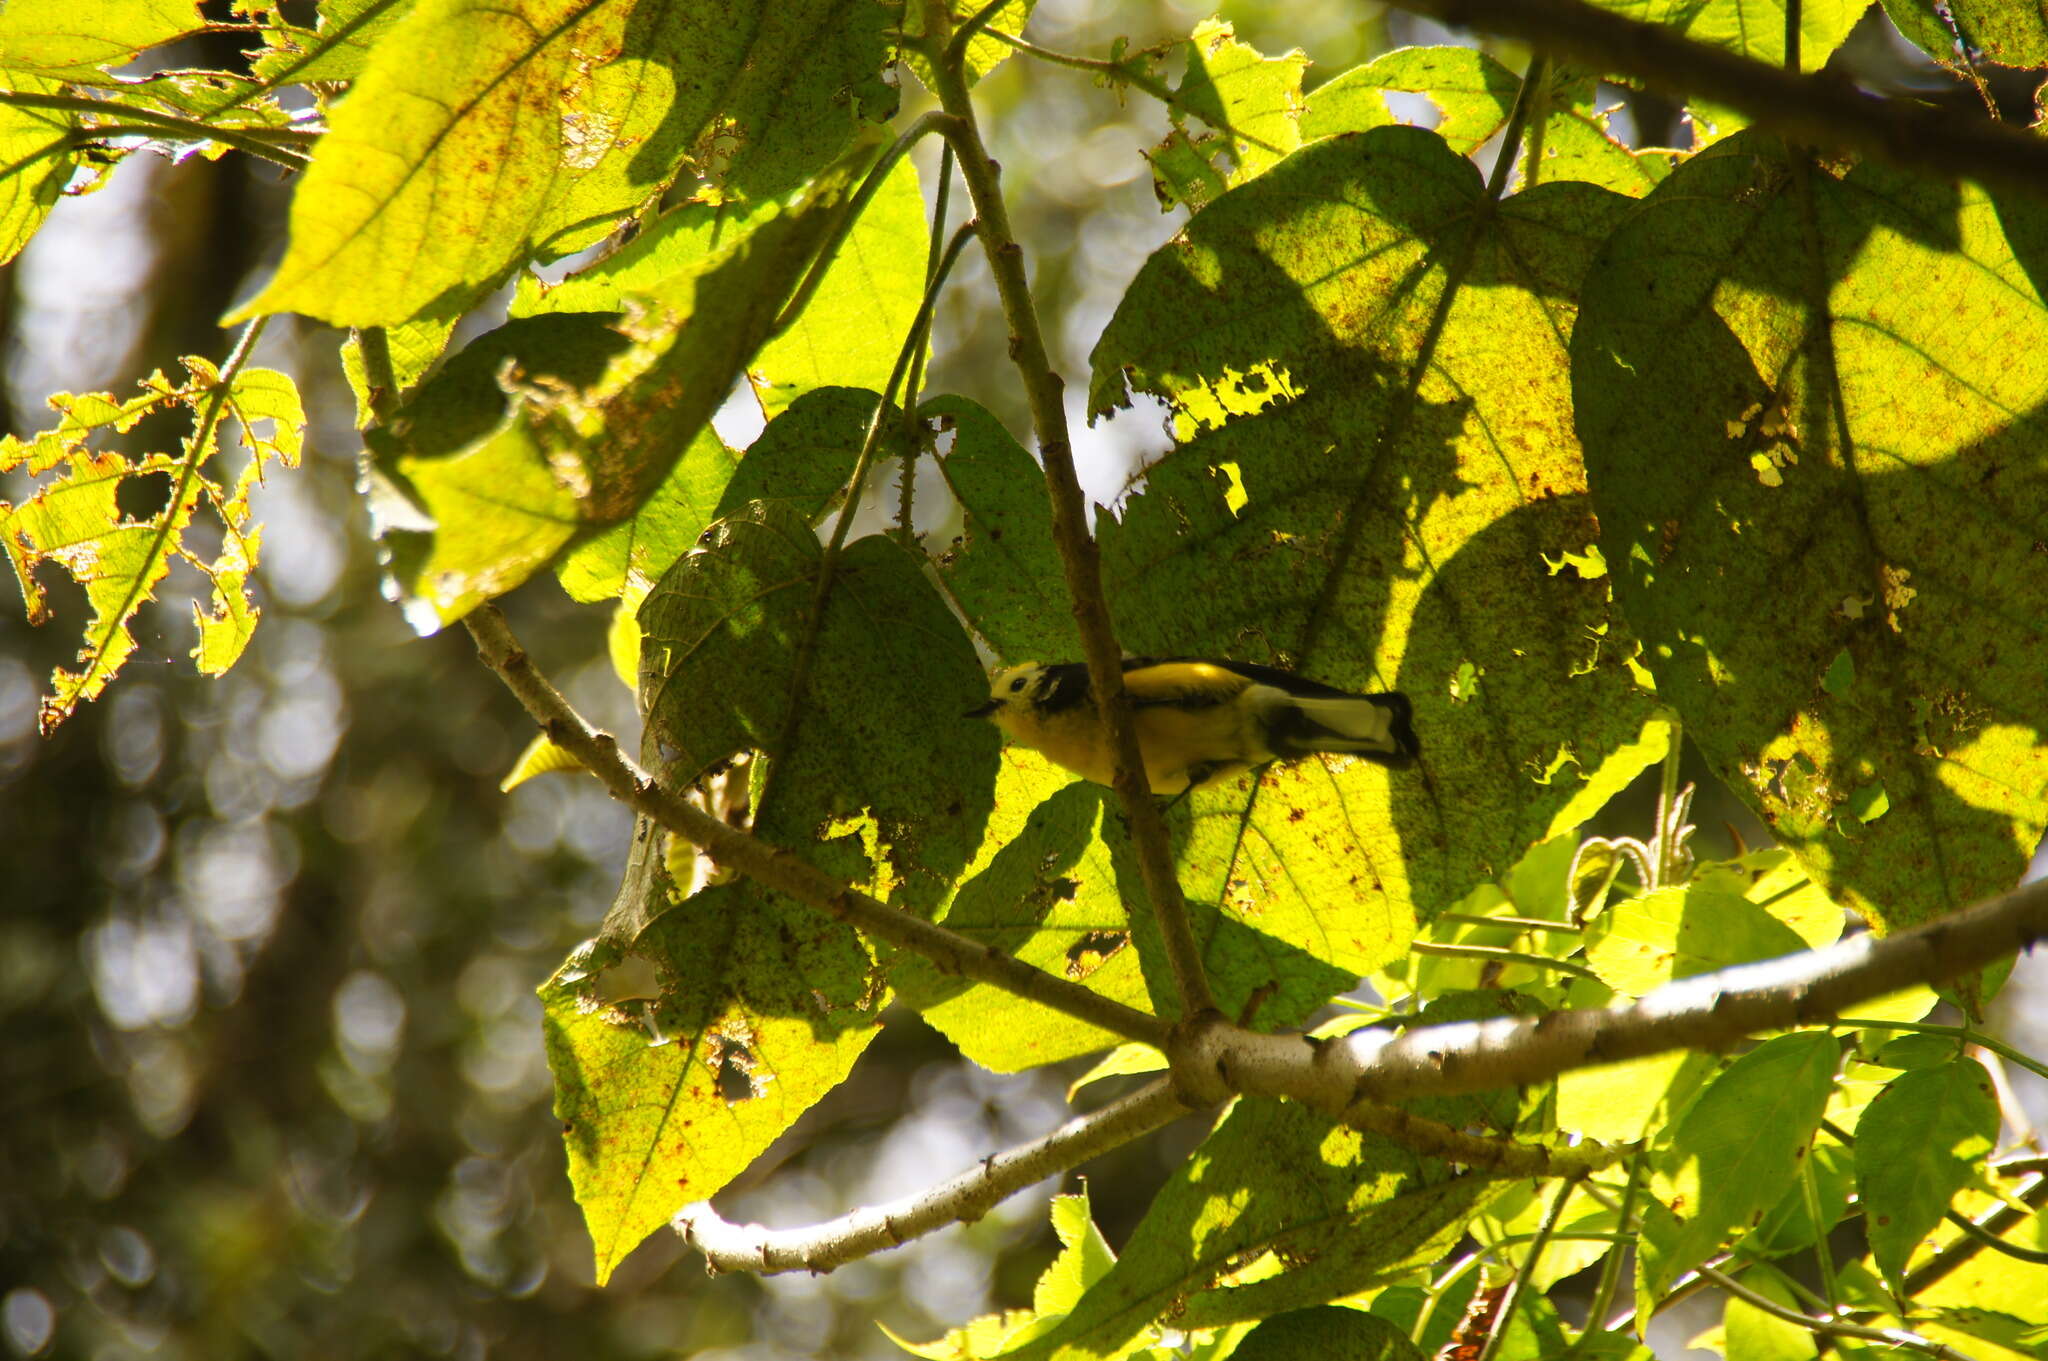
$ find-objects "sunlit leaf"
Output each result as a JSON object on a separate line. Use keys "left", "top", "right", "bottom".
{"left": 1574, "top": 134, "right": 2048, "bottom": 932}
{"left": 899, "top": 0, "right": 1034, "bottom": 92}
{"left": 0, "top": 73, "right": 77, "bottom": 261}
{"left": 1880, "top": 0, "right": 2048, "bottom": 68}
{"left": 0, "top": 0, "right": 202, "bottom": 79}
{"left": 749, "top": 151, "right": 925, "bottom": 420}
{"left": 1150, "top": 17, "right": 1304, "bottom": 211}
{"left": 1092, "top": 128, "right": 1659, "bottom": 973}
{"left": 1642, "top": 1031, "right": 1837, "bottom": 1309}
{"left": 994, "top": 1099, "right": 1500, "bottom": 1358}
{"left": 541, "top": 893, "right": 880, "bottom": 1285}
{"left": 0, "top": 363, "right": 305, "bottom": 730}
{"left": 1857, "top": 1057, "right": 1999, "bottom": 1292}
{"left": 249, "top": 0, "right": 418, "bottom": 85}
{"left": 1581, "top": 0, "right": 1864, "bottom": 70}
{"left": 1583, "top": 884, "right": 1807, "bottom": 997}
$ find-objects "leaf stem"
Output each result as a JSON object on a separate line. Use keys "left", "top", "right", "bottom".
{"left": 1410, "top": 940, "right": 1602, "bottom": 982}
{"left": 1841, "top": 1019, "right": 2048, "bottom": 1085}
{"left": 1697, "top": 1261, "right": 1988, "bottom": 1361}
{"left": 1476, "top": 1178, "right": 1575, "bottom": 1361}
{"left": 925, "top": 21, "right": 1216, "bottom": 1023}
{"left": 1438, "top": 911, "right": 1583, "bottom": 936}
{"left": 0, "top": 90, "right": 317, "bottom": 169}
{"left": 896, "top": 141, "right": 956, "bottom": 548}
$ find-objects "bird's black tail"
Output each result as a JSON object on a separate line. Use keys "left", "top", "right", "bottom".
{"left": 1268, "top": 691, "right": 1420, "bottom": 767}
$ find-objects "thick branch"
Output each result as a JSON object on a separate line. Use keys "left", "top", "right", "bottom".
{"left": 926, "top": 33, "right": 1214, "bottom": 1021}
{"left": 675, "top": 1077, "right": 1191, "bottom": 1273}
{"left": 1399, "top": 0, "right": 2048, "bottom": 192}
{"left": 463, "top": 604, "right": 1174, "bottom": 1050}
{"left": 1184, "top": 877, "right": 2048, "bottom": 1116}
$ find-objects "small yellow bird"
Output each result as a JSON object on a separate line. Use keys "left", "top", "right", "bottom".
{"left": 968, "top": 657, "right": 1419, "bottom": 795}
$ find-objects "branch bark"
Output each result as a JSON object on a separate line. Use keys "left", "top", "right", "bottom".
{"left": 1395, "top": 0, "right": 2048, "bottom": 192}
{"left": 924, "top": 20, "right": 1217, "bottom": 1023}
{"left": 462, "top": 603, "right": 1175, "bottom": 1051}
{"left": 676, "top": 1077, "right": 1192, "bottom": 1274}
{"left": 1181, "top": 878, "right": 2048, "bottom": 1118}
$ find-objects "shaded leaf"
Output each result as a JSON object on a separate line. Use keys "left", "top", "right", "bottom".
{"left": 1573, "top": 135, "right": 2048, "bottom": 932}
{"left": 1229, "top": 1307, "right": 1423, "bottom": 1361}
{"left": 1302, "top": 45, "right": 1518, "bottom": 155}
{"left": 927, "top": 392, "right": 1078, "bottom": 663}
{"left": 1881, "top": 0, "right": 2048, "bottom": 69}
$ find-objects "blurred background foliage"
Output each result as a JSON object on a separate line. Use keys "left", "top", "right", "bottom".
{"left": 3, "top": 1, "right": 2046, "bottom": 1358}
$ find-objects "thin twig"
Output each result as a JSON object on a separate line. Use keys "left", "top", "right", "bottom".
{"left": 1438, "top": 912, "right": 1584, "bottom": 936}
{"left": 462, "top": 603, "right": 1175, "bottom": 1049}
{"left": 983, "top": 28, "right": 1286, "bottom": 158}
{"left": 1476, "top": 1179, "right": 1576, "bottom": 1361}
{"left": 1697, "top": 1262, "right": 1988, "bottom": 1361}
{"left": 924, "top": 24, "right": 1215, "bottom": 1024}
{"left": 676, "top": 1077, "right": 1192, "bottom": 1272}
{"left": 1411, "top": 940, "right": 1602, "bottom": 982}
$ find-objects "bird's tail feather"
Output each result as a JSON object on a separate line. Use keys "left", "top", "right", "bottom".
{"left": 1271, "top": 692, "right": 1419, "bottom": 766}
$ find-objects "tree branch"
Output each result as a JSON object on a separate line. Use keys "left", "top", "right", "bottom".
{"left": 1182, "top": 877, "right": 2048, "bottom": 1117}
{"left": 923, "top": 22, "right": 1216, "bottom": 1023}
{"left": 462, "top": 603, "right": 1175, "bottom": 1050}
{"left": 675, "top": 1077, "right": 1191, "bottom": 1273}
{"left": 1394, "top": 0, "right": 2048, "bottom": 192}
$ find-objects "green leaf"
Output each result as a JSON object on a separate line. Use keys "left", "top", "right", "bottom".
{"left": 541, "top": 891, "right": 880, "bottom": 1285}
{"left": 0, "top": 74, "right": 77, "bottom": 262}
{"left": 895, "top": 778, "right": 1157, "bottom": 1071}
{"left": 926, "top": 393, "right": 1080, "bottom": 663}
{"left": 0, "top": 0, "right": 202, "bottom": 79}
{"left": 232, "top": 0, "right": 607, "bottom": 325}
{"left": 556, "top": 423, "right": 738, "bottom": 605}
{"left": 1739, "top": 1137, "right": 1853, "bottom": 1259}
{"left": 1302, "top": 46, "right": 1518, "bottom": 155}
{"left": 239, "top": 0, "right": 898, "bottom": 324}
{"left": 1723, "top": 1267, "right": 1818, "bottom": 1361}
{"left": 636, "top": 501, "right": 999, "bottom": 921}
{"left": 715, "top": 386, "right": 884, "bottom": 525}
{"left": 364, "top": 313, "right": 632, "bottom": 630}
{"left": 511, "top": 198, "right": 780, "bottom": 318}
{"left": 1580, "top": 0, "right": 1864, "bottom": 70}
{"left": 1150, "top": 18, "right": 1305, "bottom": 211}
{"left": 0, "top": 362, "right": 305, "bottom": 729}
{"left": 1879, "top": 0, "right": 2048, "bottom": 69}
{"left": 1037, "top": 1190, "right": 1119, "bottom": 1319}
{"left": 249, "top": 0, "right": 417, "bottom": 86}
{"left": 1857, "top": 1057, "right": 2000, "bottom": 1291}
{"left": 1574, "top": 135, "right": 2048, "bottom": 933}
{"left": 899, "top": 0, "right": 1034, "bottom": 93}
{"left": 994, "top": 1099, "right": 1500, "bottom": 1359}
{"left": 371, "top": 152, "right": 874, "bottom": 627}
{"left": 748, "top": 141, "right": 924, "bottom": 419}
{"left": 1228, "top": 1307, "right": 1423, "bottom": 1361}
{"left": 531, "top": 0, "right": 899, "bottom": 254}
{"left": 1093, "top": 127, "right": 1659, "bottom": 935}
{"left": 1065, "top": 1041, "right": 1169, "bottom": 1102}
{"left": 1555, "top": 1041, "right": 1715, "bottom": 1142}
{"left": 1644, "top": 1031, "right": 1838, "bottom": 1303}
{"left": 1583, "top": 884, "right": 1808, "bottom": 997}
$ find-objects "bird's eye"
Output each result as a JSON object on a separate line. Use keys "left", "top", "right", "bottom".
{"left": 1009, "top": 677, "right": 1028, "bottom": 692}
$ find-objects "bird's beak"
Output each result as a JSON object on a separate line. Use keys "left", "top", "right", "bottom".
{"left": 964, "top": 699, "right": 999, "bottom": 719}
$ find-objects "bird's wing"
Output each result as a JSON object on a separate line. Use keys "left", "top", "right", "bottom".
{"left": 1122, "top": 660, "right": 1251, "bottom": 710}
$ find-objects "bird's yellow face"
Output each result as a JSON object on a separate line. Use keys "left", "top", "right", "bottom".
{"left": 968, "top": 663, "right": 1049, "bottom": 726}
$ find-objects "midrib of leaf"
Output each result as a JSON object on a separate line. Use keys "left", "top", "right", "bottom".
{"left": 67, "top": 319, "right": 268, "bottom": 715}
{"left": 287, "top": 0, "right": 608, "bottom": 292}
